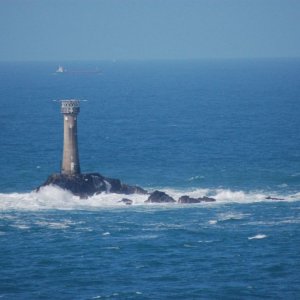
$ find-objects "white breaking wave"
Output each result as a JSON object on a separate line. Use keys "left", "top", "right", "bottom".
{"left": 208, "top": 220, "right": 218, "bottom": 225}
{"left": 216, "top": 212, "right": 250, "bottom": 222}
{"left": 248, "top": 234, "right": 267, "bottom": 240}
{"left": 164, "top": 188, "right": 299, "bottom": 204}
{"left": 0, "top": 185, "right": 299, "bottom": 211}
{"left": 0, "top": 185, "right": 147, "bottom": 211}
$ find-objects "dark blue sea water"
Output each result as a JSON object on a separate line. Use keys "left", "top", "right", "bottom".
{"left": 0, "top": 59, "right": 300, "bottom": 299}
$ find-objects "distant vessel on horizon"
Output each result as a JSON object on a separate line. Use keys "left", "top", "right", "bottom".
{"left": 56, "top": 65, "right": 65, "bottom": 73}
{"left": 55, "top": 65, "right": 101, "bottom": 75}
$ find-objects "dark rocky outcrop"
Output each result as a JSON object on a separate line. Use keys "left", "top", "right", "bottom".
{"left": 37, "top": 173, "right": 218, "bottom": 204}
{"left": 37, "top": 173, "right": 147, "bottom": 198}
{"left": 265, "top": 196, "right": 285, "bottom": 201}
{"left": 201, "top": 196, "right": 216, "bottom": 202}
{"left": 145, "top": 190, "right": 176, "bottom": 203}
{"left": 178, "top": 195, "right": 201, "bottom": 203}
{"left": 178, "top": 195, "right": 216, "bottom": 203}
{"left": 118, "top": 198, "right": 133, "bottom": 205}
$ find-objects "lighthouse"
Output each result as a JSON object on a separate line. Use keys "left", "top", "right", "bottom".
{"left": 61, "top": 100, "right": 81, "bottom": 175}
{"left": 38, "top": 98, "right": 147, "bottom": 197}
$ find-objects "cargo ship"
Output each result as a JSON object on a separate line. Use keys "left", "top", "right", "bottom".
{"left": 55, "top": 65, "right": 101, "bottom": 74}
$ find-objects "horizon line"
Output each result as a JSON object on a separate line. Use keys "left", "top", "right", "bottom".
{"left": 0, "top": 56, "right": 300, "bottom": 63}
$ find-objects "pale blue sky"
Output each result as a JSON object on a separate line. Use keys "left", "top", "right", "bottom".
{"left": 0, "top": 0, "right": 299, "bottom": 61}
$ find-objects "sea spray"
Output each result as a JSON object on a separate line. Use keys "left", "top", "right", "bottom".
{"left": 0, "top": 186, "right": 299, "bottom": 211}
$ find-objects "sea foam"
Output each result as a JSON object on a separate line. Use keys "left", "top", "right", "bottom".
{"left": 248, "top": 234, "right": 267, "bottom": 240}
{"left": 0, "top": 185, "right": 299, "bottom": 211}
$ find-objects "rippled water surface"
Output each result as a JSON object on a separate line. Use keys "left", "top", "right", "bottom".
{"left": 0, "top": 60, "right": 300, "bottom": 298}
{"left": 1, "top": 202, "right": 300, "bottom": 299}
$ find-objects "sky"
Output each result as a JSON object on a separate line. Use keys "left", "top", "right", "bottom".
{"left": 0, "top": 0, "right": 299, "bottom": 61}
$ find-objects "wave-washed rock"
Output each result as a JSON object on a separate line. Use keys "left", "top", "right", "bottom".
{"left": 37, "top": 173, "right": 217, "bottom": 204}
{"left": 145, "top": 190, "right": 176, "bottom": 203}
{"left": 178, "top": 195, "right": 216, "bottom": 203}
{"left": 118, "top": 198, "right": 133, "bottom": 205}
{"left": 265, "top": 196, "right": 285, "bottom": 201}
{"left": 37, "top": 173, "right": 147, "bottom": 198}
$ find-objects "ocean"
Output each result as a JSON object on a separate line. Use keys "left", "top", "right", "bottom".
{"left": 0, "top": 59, "right": 300, "bottom": 299}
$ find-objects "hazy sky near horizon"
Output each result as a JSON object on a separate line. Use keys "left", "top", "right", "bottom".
{"left": 0, "top": 0, "right": 299, "bottom": 61}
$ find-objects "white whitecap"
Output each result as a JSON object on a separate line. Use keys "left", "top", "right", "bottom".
{"left": 198, "top": 240, "right": 215, "bottom": 243}
{"left": 188, "top": 175, "right": 205, "bottom": 181}
{"left": 208, "top": 220, "right": 217, "bottom": 225}
{"left": 184, "top": 244, "right": 197, "bottom": 248}
{"left": 12, "top": 224, "right": 30, "bottom": 230}
{"left": 0, "top": 186, "right": 299, "bottom": 211}
{"left": 291, "top": 172, "right": 300, "bottom": 177}
{"left": 218, "top": 212, "right": 249, "bottom": 221}
{"left": 102, "top": 246, "right": 119, "bottom": 250}
{"left": 36, "top": 221, "right": 70, "bottom": 229}
{"left": 277, "top": 183, "right": 288, "bottom": 188}
{"left": 248, "top": 234, "right": 267, "bottom": 240}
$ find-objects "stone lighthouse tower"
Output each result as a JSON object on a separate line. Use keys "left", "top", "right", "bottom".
{"left": 61, "top": 100, "right": 81, "bottom": 175}
{"left": 38, "top": 98, "right": 147, "bottom": 197}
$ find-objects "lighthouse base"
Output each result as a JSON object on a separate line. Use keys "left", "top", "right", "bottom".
{"left": 37, "top": 173, "right": 147, "bottom": 198}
